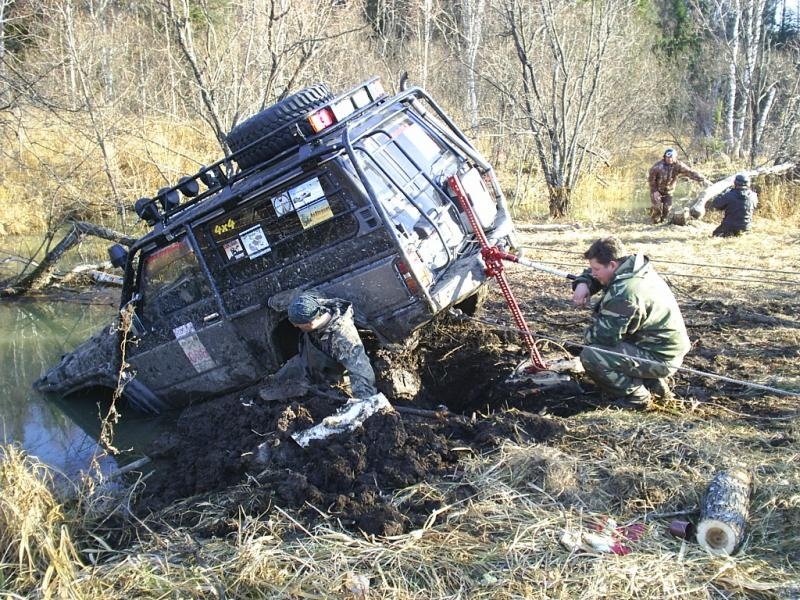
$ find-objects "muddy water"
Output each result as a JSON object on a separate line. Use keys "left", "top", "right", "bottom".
{"left": 0, "top": 299, "right": 169, "bottom": 479}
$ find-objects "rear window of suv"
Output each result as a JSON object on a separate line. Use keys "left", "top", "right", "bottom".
{"left": 354, "top": 113, "right": 464, "bottom": 270}
{"left": 194, "top": 168, "right": 360, "bottom": 294}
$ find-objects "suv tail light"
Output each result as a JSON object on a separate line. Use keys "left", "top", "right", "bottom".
{"left": 307, "top": 78, "right": 386, "bottom": 133}
{"left": 395, "top": 252, "right": 432, "bottom": 296}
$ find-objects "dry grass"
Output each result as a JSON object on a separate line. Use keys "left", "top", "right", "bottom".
{"left": 0, "top": 445, "right": 80, "bottom": 596}
{"left": 0, "top": 108, "right": 219, "bottom": 236}
{"left": 3, "top": 401, "right": 798, "bottom": 599}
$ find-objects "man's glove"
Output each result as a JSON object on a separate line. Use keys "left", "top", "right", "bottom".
{"left": 651, "top": 191, "right": 661, "bottom": 203}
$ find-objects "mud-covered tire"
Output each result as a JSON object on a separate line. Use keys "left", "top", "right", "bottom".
{"left": 454, "top": 284, "right": 490, "bottom": 316}
{"left": 226, "top": 83, "right": 333, "bottom": 170}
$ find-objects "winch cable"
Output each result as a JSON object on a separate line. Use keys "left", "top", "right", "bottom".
{"left": 518, "top": 246, "right": 800, "bottom": 283}
{"left": 463, "top": 312, "right": 800, "bottom": 400}
{"left": 446, "top": 174, "right": 547, "bottom": 371}
{"left": 489, "top": 260, "right": 800, "bottom": 398}
{"left": 512, "top": 259, "right": 800, "bottom": 287}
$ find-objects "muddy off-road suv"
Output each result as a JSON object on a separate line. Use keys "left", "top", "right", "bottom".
{"left": 35, "top": 77, "right": 518, "bottom": 414}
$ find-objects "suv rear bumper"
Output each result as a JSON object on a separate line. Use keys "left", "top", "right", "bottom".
{"left": 372, "top": 251, "right": 488, "bottom": 342}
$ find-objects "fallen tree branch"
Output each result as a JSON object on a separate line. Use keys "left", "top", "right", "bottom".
{"left": 0, "top": 220, "right": 135, "bottom": 298}
{"left": 689, "top": 162, "right": 796, "bottom": 220}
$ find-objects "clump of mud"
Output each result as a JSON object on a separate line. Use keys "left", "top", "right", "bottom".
{"left": 133, "top": 320, "right": 577, "bottom": 536}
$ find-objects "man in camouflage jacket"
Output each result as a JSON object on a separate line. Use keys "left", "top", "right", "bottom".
{"left": 571, "top": 237, "right": 691, "bottom": 408}
{"left": 648, "top": 148, "right": 711, "bottom": 224}
{"left": 267, "top": 292, "right": 378, "bottom": 398}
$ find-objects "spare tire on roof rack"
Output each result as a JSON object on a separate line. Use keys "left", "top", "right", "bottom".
{"left": 226, "top": 83, "right": 333, "bottom": 170}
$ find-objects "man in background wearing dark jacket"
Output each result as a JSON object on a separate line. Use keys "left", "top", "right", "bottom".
{"left": 711, "top": 173, "right": 758, "bottom": 237}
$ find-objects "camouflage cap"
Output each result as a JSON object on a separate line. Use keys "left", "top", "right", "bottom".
{"left": 288, "top": 293, "right": 325, "bottom": 324}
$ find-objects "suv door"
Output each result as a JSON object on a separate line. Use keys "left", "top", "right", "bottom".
{"left": 126, "top": 235, "right": 263, "bottom": 410}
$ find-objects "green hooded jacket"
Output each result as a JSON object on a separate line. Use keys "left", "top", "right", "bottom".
{"left": 573, "top": 254, "right": 691, "bottom": 363}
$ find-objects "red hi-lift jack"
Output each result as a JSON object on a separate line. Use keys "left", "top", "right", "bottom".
{"left": 447, "top": 175, "right": 577, "bottom": 385}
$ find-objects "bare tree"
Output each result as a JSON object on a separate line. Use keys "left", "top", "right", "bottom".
{"left": 161, "top": 0, "right": 366, "bottom": 155}
{"left": 699, "top": 0, "right": 779, "bottom": 161}
{"left": 498, "top": 0, "right": 640, "bottom": 217}
{"left": 455, "top": 0, "right": 486, "bottom": 130}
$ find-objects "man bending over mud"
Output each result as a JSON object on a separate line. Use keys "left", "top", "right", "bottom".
{"left": 570, "top": 236, "right": 691, "bottom": 409}
{"left": 261, "top": 292, "right": 378, "bottom": 400}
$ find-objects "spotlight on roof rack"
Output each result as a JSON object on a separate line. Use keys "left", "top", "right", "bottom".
{"left": 198, "top": 166, "right": 219, "bottom": 188}
{"left": 107, "top": 244, "right": 128, "bottom": 269}
{"left": 134, "top": 197, "right": 162, "bottom": 225}
{"left": 178, "top": 176, "right": 200, "bottom": 197}
{"left": 157, "top": 187, "right": 180, "bottom": 212}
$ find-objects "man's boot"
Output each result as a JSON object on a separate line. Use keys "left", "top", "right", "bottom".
{"left": 606, "top": 386, "right": 652, "bottom": 410}
{"left": 644, "top": 377, "right": 673, "bottom": 400}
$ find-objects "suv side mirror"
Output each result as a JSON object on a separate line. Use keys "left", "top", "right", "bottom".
{"left": 108, "top": 244, "right": 128, "bottom": 269}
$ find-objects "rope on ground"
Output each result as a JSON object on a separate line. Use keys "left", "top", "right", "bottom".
{"left": 466, "top": 314, "right": 800, "bottom": 399}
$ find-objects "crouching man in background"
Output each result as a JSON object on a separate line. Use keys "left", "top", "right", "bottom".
{"left": 570, "top": 237, "right": 691, "bottom": 409}
{"left": 711, "top": 173, "right": 759, "bottom": 237}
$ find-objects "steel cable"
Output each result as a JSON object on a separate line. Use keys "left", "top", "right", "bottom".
{"left": 464, "top": 314, "right": 800, "bottom": 399}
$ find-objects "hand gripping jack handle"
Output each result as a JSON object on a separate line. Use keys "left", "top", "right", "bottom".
{"left": 447, "top": 175, "right": 549, "bottom": 372}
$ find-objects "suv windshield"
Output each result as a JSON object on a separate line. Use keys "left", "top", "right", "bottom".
{"left": 138, "top": 238, "right": 212, "bottom": 328}
{"left": 354, "top": 113, "right": 463, "bottom": 271}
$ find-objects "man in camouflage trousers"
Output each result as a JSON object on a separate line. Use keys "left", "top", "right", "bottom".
{"left": 648, "top": 148, "right": 711, "bottom": 224}
{"left": 262, "top": 292, "right": 378, "bottom": 399}
{"left": 571, "top": 237, "right": 691, "bottom": 408}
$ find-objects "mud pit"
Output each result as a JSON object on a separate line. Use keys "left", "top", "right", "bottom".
{"left": 129, "top": 267, "right": 800, "bottom": 539}
{"left": 133, "top": 319, "right": 574, "bottom": 537}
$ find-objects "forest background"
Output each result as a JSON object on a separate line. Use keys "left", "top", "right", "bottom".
{"left": 0, "top": 0, "right": 799, "bottom": 242}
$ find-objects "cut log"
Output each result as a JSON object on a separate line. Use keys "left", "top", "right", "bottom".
{"left": 689, "top": 162, "right": 796, "bottom": 220}
{"left": 671, "top": 207, "right": 692, "bottom": 226}
{"left": 696, "top": 467, "right": 752, "bottom": 555}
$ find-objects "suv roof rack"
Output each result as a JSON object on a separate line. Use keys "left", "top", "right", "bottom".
{"left": 135, "top": 77, "right": 390, "bottom": 228}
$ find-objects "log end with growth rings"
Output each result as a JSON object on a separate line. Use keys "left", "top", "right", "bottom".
{"left": 697, "top": 467, "right": 753, "bottom": 556}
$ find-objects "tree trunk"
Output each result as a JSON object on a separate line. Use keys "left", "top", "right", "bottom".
{"left": 548, "top": 185, "right": 572, "bottom": 218}
{"left": 696, "top": 467, "right": 752, "bottom": 555}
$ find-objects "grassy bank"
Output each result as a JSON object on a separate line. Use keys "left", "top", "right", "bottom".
{"left": 2, "top": 407, "right": 798, "bottom": 598}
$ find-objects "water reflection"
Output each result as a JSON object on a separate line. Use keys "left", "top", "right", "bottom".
{"left": 0, "top": 297, "right": 170, "bottom": 479}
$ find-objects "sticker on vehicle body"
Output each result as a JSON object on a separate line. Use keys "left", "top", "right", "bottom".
{"left": 223, "top": 238, "right": 246, "bottom": 261}
{"left": 240, "top": 224, "right": 271, "bottom": 259}
{"left": 297, "top": 199, "right": 334, "bottom": 229}
{"left": 173, "top": 322, "right": 216, "bottom": 373}
{"left": 272, "top": 192, "right": 293, "bottom": 217}
{"left": 288, "top": 177, "right": 325, "bottom": 209}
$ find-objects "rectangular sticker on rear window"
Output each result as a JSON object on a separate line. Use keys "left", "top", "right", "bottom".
{"left": 288, "top": 177, "right": 325, "bottom": 210}
{"left": 297, "top": 198, "right": 334, "bottom": 229}
{"left": 240, "top": 224, "right": 271, "bottom": 259}
{"left": 223, "top": 238, "right": 245, "bottom": 261}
